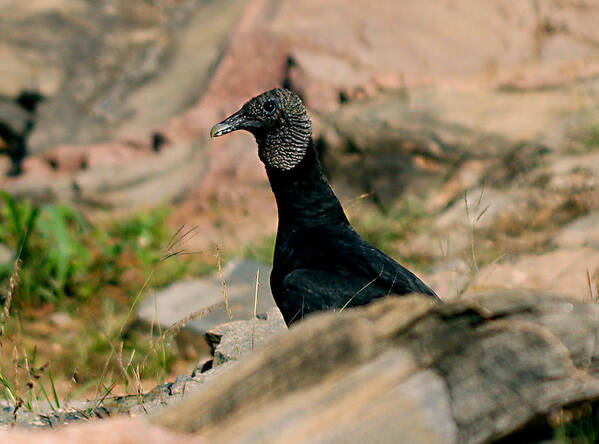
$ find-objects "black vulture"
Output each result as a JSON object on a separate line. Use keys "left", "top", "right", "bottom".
{"left": 211, "top": 88, "right": 439, "bottom": 325}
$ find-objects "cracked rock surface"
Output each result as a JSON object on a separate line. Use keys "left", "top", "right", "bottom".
{"left": 4, "top": 291, "right": 599, "bottom": 442}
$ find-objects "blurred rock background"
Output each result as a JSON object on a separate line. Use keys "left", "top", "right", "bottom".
{"left": 0, "top": 0, "right": 598, "bottom": 408}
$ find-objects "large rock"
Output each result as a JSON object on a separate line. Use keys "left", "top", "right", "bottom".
{"left": 172, "top": 0, "right": 599, "bottom": 213}
{"left": 205, "top": 307, "right": 286, "bottom": 366}
{"left": 3, "top": 141, "right": 206, "bottom": 210}
{"left": 5, "top": 291, "right": 599, "bottom": 442}
{"left": 199, "top": 0, "right": 599, "bottom": 114}
{"left": 137, "top": 259, "right": 276, "bottom": 335}
{"left": 0, "top": 0, "right": 245, "bottom": 209}
{"left": 153, "top": 291, "right": 599, "bottom": 443}
{"left": 5, "top": 0, "right": 599, "bottom": 153}
{"left": 4, "top": 0, "right": 236, "bottom": 154}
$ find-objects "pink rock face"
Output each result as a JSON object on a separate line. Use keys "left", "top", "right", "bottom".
{"left": 187, "top": 0, "right": 599, "bottom": 116}
{"left": 2, "top": 0, "right": 599, "bottom": 256}
{"left": 0, "top": 417, "right": 202, "bottom": 444}
{"left": 42, "top": 143, "right": 156, "bottom": 174}
{"left": 162, "top": 0, "right": 599, "bottom": 213}
{"left": 4, "top": 0, "right": 599, "bottom": 207}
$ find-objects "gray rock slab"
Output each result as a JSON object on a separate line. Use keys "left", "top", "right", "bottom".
{"left": 73, "top": 142, "right": 204, "bottom": 210}
{"left": 137, "top": 258, "right": 276, "bottom": 334}
{"left": 205, "top": 307, "right": 287, "bottom": 366}
{"left": 152, "top": 291, "right": 599, "bottom": 443}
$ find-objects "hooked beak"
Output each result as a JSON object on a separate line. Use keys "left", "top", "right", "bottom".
{"left": 210, "top": 109, "right": 246, "bottom": 138}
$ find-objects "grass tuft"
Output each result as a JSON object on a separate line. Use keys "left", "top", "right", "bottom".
{"left": 0, "top": 195, "right": 220, "bottom": 411}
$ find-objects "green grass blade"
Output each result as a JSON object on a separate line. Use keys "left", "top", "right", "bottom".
{"left": 38, "top": 381, "right": 56, "bottom": 412}
{"left": 0, "top": 191, "right": 23, "bottom": 239}
{"left": 48, "top": 372, "right": 60, "bottom": 409}
{"left": 0, "top": 371, "right": 17, "bottom": 405}
{"left": 46, "top": 207, "right": 71, "bottom": 291}
{"left": 17, "top": 207, "right": 39, "bottom": 259}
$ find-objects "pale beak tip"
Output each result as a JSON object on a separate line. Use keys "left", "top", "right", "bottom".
{"left": 210, "top": 122, "right": 235, "bottom": 138}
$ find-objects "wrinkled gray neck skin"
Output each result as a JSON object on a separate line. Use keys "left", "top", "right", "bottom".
{"left": 255, "top": 96, "right": 312, "bottom": 171}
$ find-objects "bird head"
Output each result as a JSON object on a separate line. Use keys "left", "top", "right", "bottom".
{"left": 210, "top": 88, "right": 312, "bottom": 170}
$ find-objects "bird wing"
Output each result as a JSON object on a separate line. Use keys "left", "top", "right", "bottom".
{"left": 279, "top": 248, "right": 437, "bottom": 325}
{"left": 273, "top": 226, "right": 438, "bottom": 324}
{"left": 323, "top": 234, "right": 438, "bottom": 299}
{"left": 280, "top": 268, "right": 384, "bottom": 324}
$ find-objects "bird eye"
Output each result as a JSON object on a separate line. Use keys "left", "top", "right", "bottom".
{"left": 263, "top": 100, "right": 276, "bottom": 114}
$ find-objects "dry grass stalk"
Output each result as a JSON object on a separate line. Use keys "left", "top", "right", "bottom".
{"left": 163, "top": 302, "right": 225, "bottom": 339}
{"left": 1, "top": 259, "right": 21, "bottom": 331}
{"left": 343, "top": 191, "right": 374, "bottom": 215}
{"left": 462, "top": 186, "right": 489, "bottom": 297}
{"left": 93, "top": 222, "right": 203, "bottom": 403}
{"left": 339, "top": 265, "right": 385, "bottom": 313}
{"left": 251, "top": 269, "right": 260, "bottom": 350}
{"left": 93, "top": 382, "right": 116, "bottom": 410}
{"left": 161, "top": 224, "right": 201, "bottom": 262}
{"left": 215, "top": 246, "right": 232, "bottom": 320}
{"left": 587, "top": 269, "right": 598, "bottom": 302}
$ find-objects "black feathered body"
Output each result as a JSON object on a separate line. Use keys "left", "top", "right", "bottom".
{"left": 267, "top": 143, "right": 438, "bottom": 325}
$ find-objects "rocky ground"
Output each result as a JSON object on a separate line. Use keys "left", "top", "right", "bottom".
{"left": 0, "top": 306, "right": 286, "bottom": 429}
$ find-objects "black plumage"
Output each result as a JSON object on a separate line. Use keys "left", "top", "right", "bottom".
{"left": 211, "top": 88, "right": 439, "bottom": 325}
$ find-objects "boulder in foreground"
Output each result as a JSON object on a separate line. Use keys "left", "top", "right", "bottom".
{"left": 4, "top": 290, "right": 599, "bottom": 443}
{"left": 155, "top": 290, "right": 599, "bottom": 443}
